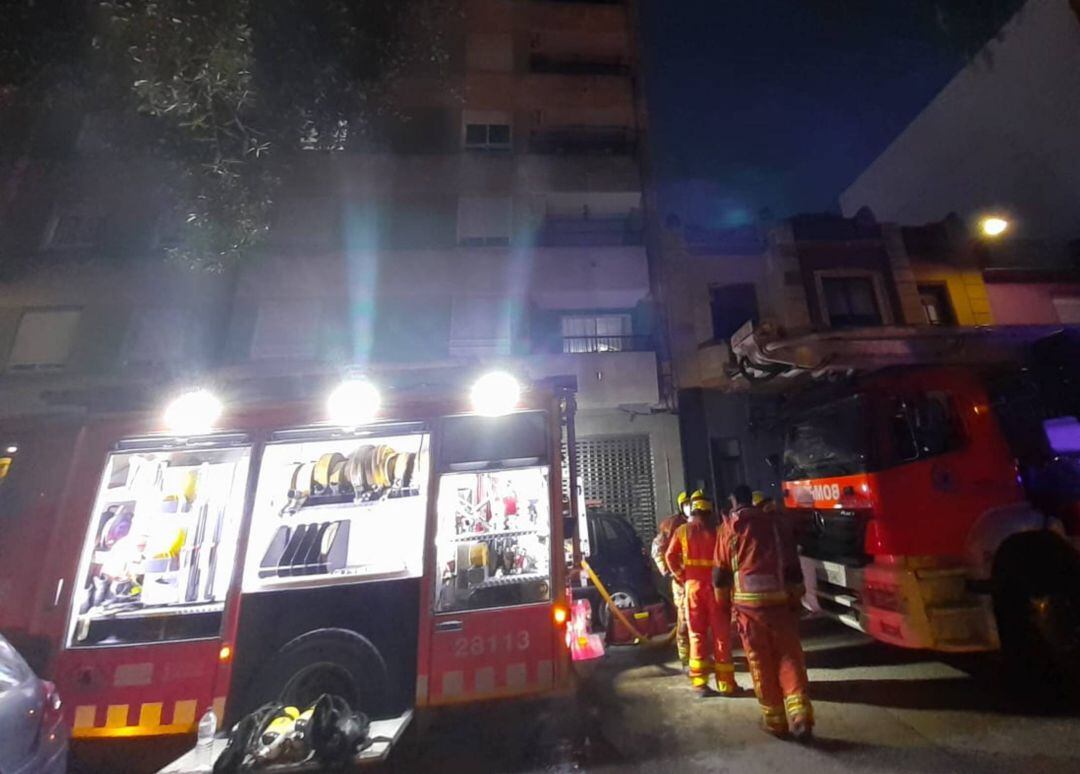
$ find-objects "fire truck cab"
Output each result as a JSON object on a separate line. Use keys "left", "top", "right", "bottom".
{"left": 0, "top": 370, "right": 583, "bottom": 765}
{"left": 726, "top": 322, "right": 1080, "bottom": 683}
{"left": 778, "top": 329, "right": 1080, "bottom": 681}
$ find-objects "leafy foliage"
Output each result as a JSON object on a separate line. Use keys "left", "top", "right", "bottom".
{"left": 2, "top": 0, "right": 455, "bottom": 271}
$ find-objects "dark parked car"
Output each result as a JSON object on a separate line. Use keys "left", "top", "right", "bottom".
{"left": 0, "top": 633, "right": 67, "bottom": 774}
{"left": 575, "top": 511, "right": 663, "bottom": 629}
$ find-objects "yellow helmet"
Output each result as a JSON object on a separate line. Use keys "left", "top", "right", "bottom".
{"left": 689, "top": 489, "right": 705, "bottom": 501}
{"left": 690, "top": 495, "right": 713, "bottom": 514}
{"left": 676, "top": 491, "right": 690, "bottom": 507}
{"left": 752, "top": 491, "right": 766, "bottom": 506}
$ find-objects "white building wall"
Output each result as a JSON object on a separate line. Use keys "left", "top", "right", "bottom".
{"left": 841, "top": 0, "right": 1080, "bottom": 240}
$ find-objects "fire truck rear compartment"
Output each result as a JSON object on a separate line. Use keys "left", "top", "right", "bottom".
{"left": 227, "top": 578, "right": 420, "bottom": 726}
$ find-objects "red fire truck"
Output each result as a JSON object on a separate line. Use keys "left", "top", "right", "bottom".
{"left": 774, "top": 329, "right": 1080, "bottom": 682}
{"left": 0, "top": 369, "right": 585, "bottom": 762}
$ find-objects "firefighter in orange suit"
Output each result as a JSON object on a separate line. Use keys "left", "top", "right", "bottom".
{"left": 715, "top": 484, "right": 813, "bottom": 739}
{"left": 665, "top": 494, "right": 736, "bottom": 697}
{"left": 651, "top": 490, "right": 692, "bottom": 667}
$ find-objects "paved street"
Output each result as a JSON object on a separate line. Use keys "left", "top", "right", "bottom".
{"left": 403, "top": 616, "right": 1080, "bottom": 773}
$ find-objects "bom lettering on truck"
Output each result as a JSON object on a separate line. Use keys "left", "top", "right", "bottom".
{"left": 811, "top": 484, "right": 840, "bottom": 502}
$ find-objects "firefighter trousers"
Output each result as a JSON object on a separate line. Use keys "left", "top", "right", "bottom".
{"left": 734, "top": 604, "right": 813, "bottom": 732}
{"left": 684, "top": 579, "right": 734, "bottom": 691}
{"left": 672, "top": 579, "right": 690, "bottom": 666}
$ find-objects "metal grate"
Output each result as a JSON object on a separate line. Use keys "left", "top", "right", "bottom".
{"left": 567, "top": 434, "right": 657, "bottom": 541}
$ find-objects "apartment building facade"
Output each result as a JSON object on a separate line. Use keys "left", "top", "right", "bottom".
{"left": 0, "top": 0, "right": 682, "bottom": 535}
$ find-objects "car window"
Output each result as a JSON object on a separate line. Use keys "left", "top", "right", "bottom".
{"left": 607, "top": 516, "right": 640, "bottom": 549}
{"left": 593, "top": 515, "right": 637, "bottom": 553}
{"left": 0, "top": 637, "right": 32, "bottom": 691}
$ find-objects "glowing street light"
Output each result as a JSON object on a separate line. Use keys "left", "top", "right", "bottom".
{"left": 980, "top": 216, "right": 1009, "bottom": 238}
{"left": 471, "top": 371, "right": 521, "bottom": 417}
{"left": 163, "top": 389, "right": 223, "bottom": 436}
{"left": 327, "top": 377, "right": 381, "bottom": 427}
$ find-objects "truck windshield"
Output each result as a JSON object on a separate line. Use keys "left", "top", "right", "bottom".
{"left": 783, "top": 395, "right": 869, "bottom": 480}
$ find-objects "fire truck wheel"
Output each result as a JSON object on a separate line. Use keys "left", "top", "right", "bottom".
{"left": 993, "top": 533, "right": 1080, "bottom": 695}
{"left": 257, "top": 628, "right": 390, "bottom": 715}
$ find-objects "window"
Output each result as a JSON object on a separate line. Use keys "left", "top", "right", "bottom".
{"left": 783, "top": 396, "right": 869, "bottom": 480}
{"left": 890, "top": 392, "right": 962, "bottom": 464}
{"left": 710, "top": 283, "right": 759, "bottom": 342}
{"left": 250, "top": 300, "right": 320, "bottom": 360}
{"left": 68, "top": 445, "right": 251, "bottom": 646}
{"left": 457, "top": 196, "right": 512, "bottom": 246}
{"left": 464, "top": 123, "right": 511, "bottom": 150}
{"left": 124, "top": 307, "right": 193, "bottom": 367}
{"left": 822, "top": 276, "right": 883, "bottom": 328}
{"left": 918, "top": 284, "right": 955, "bottom": 326}
{"left": 7, "top": 308, "right": 81, "bottom": 372}
{"left": 449, "top": 296, "right": 511, "bottom": 357}
{"left": 561, "top": 313, "right": 631, "bottom": 353}
{"left": 43, "top": 208, "right": 104, "bottom": 249}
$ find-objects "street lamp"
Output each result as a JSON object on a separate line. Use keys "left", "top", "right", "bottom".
{"left": 979, "top": 216, "right": 1009, "bottom": 238}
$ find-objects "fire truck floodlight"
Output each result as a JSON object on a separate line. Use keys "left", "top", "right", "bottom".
{"left": 163, "top": 389, "right": 223, "bottom": 436}
{"left": 327, "top": 378, "right": 381, "bottom": 427}
{"left": 471, "top": 371, "right": 521, "bottom": 417}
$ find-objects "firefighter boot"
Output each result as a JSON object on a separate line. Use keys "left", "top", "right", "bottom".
{"left": 785, "top": 693, "right": 814, "bottom": 743}
{"left": 759, "top": 706, "right": 789, "bottom": 737}
{"left": 714, "top": 663, "right": 737, "bottom": 696}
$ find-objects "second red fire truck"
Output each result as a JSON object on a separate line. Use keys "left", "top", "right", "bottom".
{"left": 776, "top": 329, "right": 1080, "bottom": 683}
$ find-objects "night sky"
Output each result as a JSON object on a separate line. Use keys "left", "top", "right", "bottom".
{"left": 640, "top": 0, "right": 1018, "bottom": 226}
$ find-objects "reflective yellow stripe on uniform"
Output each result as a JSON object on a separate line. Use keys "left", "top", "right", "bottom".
{"left": 784, "top": 693, "right": 814, "bottom": 721}
{"left": 684, "top": 558, "right": 714, "bottom": 567}
{"left": 733, "top": 589, "right": 791, "bottom": 606}
{"left": 761, "top": 703, "right": 788, "bottom": 730}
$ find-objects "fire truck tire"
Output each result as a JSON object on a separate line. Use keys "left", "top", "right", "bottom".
{"left": 992, "top": 533, "right": 1080, "bottom": 695}
{"left": 256, "top": 628, "right": 390, "bottom": 715}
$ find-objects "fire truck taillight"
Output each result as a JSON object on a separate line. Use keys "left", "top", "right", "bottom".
{"left": 552, "top": 604, "right": 569, "bottom": 626}
{"left": 164, "top": 389, "right": 223, "bottom": 436}
{"left": 219, "top": 644, "right": 233, "bottom": 662}
{"left": 327, "top": 377, "right": 380, "bottom": 427}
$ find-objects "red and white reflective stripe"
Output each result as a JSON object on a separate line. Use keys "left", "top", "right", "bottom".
{"left": 430, "top": 660, "right": 554, "bottom": 704}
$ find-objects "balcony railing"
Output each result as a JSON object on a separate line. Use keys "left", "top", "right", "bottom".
{"left": 561, "top": 335, "right": 652, "bottom": 354}
{"left": 534, "top": 216, "right": 642, "bottom": 247}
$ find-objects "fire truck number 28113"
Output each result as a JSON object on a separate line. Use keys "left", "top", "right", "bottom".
{"left": 5, "top": 370, "right": 586, "bottom": 755}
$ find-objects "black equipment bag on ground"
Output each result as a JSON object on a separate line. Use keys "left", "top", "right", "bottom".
{"left": 213, "top": 695, "right": 372, "bottom": 772}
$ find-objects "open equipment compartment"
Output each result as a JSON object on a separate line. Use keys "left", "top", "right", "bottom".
{"left": 228, "top": 424, "right": 429, "bottom": 722}
{"left": 67, "top": 437, "right": 251, "bottom": 647}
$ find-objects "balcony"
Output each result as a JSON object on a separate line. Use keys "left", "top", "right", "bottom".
{"left": 533, "top": 215, "right": 642, "bottom": 247}
{"left": 520, "top": 349, "right": 658, "bottom": 410}
{"left": 560, "top": 335, "right": 651, "bottom": 354}
{"left": 527, "top": 126, "right": 637, "bottom": 155}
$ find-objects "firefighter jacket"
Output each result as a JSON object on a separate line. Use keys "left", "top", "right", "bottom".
{"left": 714, "top": 505, "right": 804, "bottom": 607}
{"left": 651, "top": 513, "right": 688, "bottom": 576}
{"left": 665, "top": 519, "right": 717, "bottom": 585}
